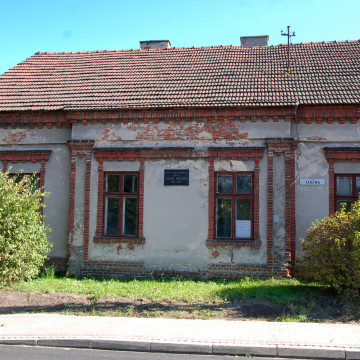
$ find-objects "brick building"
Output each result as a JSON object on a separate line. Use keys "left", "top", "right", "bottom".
{"left": 0, "top": 37, "right": 359, "bottom": 278}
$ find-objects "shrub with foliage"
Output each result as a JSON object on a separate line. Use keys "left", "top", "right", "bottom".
{"left": 302, "top": 200, "right": 360, "bottom": 295}
{"left": 0, "top": 170, "right": 52, "bottom": 286}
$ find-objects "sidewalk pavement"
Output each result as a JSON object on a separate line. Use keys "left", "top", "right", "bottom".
{"left": 0, "top": 314, "right": 360, "bottom": 359}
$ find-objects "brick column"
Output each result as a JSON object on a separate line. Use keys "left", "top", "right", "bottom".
{"left": 39, "top": 160, "right": 46, "bottom": 189}
{"left": 138, "top": 158, "right": 145, "bottom": 238}
{"left": 328, "top": 159, "right": 335, "bottom": 214}
{"left": 253, "top": 158, "right": 260, "bottom": 241}
{"left": 208, "top": 158, "right": 215, "bottom": 239}
{"left": 266, "top": 149, "right": 274, "bottom": 274}
{"left": 95, "top": 158, "right": 104, "bottom": 237}
{"left": 83, "top": 153, "right": 92, "bottom": 261}
{"left": 67, "top": 140, "right": 94, "bottom": 266}
{"left": 2, "top": 161, "right": 7, "bottom": 171}
{"left": 266, "top": 139, "right": 298, "bottom": 276}
{"left": 68, "top": 151, "right": 77, "bottom": 258}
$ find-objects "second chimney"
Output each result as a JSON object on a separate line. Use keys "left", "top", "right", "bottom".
{"left": 140, "top": 40, "right": 171, "bottom": 50}
{"left": 240, "top": 36, "right": 269, "bottom": 47}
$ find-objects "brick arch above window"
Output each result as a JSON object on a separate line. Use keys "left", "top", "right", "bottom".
{"left": 324, "top": 147, "right": 360, "bottom": 214}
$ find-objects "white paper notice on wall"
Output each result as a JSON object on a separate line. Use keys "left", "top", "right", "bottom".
{"left": 236, "top": 220, "right": 251, "bottom": 238}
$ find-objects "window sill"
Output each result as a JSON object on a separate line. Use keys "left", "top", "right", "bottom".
{"left": 206, "top": 239, "right": 261, "bottom": 248}
{"left": 94, "top": 236, "right": 145, "bottom": 244}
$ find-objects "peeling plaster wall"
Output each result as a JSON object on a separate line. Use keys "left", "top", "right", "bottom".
{"left": 72, "top": 119, "right": 290, "bottom": 148}
{"left": 0, "top": 127, "right": 71, "bottom": 145}
{"left": 295, "top": 143, "right": 330, "bottom": 257}
{"left": 294, "top": 139, "right": 360, "bottom": 258}
{"left": 42, "top": 146, "right": 70, "bottom": 257}
{"left": 272, "top": 153, "right": 286, "bottom": 263}
{"left": 143, "top": 159, "right": 209, "bottom": 272}
{"left": 293, "top": 121, "right": 360, "bottom": 142}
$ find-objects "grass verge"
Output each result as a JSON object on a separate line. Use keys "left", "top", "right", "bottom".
{"left": 5, "top": 273, "right": 360, "bottom": 322}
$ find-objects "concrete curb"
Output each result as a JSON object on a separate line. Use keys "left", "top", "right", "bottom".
{"left": 1, "top": 338, "right": 360, "bottom": 359}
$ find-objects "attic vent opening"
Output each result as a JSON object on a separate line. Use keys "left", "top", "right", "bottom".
{"left": 240, "top": 36, "right": 269, "bottom": 47}
{"left": 140, "top": 40, "right": 171, "bottom": 50}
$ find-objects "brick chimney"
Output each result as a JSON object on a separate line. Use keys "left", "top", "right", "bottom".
{"left": 140, "top": 40, "right": 171, "bottom": 50}
{"left": 240, "top": 36, "right": 269, "bottom": 47}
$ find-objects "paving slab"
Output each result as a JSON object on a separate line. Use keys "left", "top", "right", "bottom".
{"left": 0, "top": 314, "right": 359, "bottom": 359}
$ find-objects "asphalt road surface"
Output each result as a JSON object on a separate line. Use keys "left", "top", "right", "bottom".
{"left": 0, "top": 345, "right": 301, "bottom": 360}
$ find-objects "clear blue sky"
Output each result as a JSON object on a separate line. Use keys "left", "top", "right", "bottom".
{"left": 1, "top": 0, "right": 359, "bottom": 75}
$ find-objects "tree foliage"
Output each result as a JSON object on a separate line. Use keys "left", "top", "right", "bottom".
{"left": 0, "top": 170, "right": 52, "bottom": 286}
{"left": 302, "top": 201, "right": 360, "bottom": 296}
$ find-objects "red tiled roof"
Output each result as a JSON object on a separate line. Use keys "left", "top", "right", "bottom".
{"left": 0, "top": 41, "right": 359, "bottom": 111}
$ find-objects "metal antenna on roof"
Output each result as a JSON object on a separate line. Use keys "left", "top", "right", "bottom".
{"left": 281, "top": 25, "right": 296, "bottom": 71}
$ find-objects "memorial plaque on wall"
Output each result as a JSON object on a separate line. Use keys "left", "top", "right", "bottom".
{"left": 164, "top": 169, "right": 189, "bottom": 186}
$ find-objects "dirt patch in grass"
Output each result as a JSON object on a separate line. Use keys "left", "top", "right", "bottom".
{"left": 0, "top": 289, "right": 358, "bottom": 323}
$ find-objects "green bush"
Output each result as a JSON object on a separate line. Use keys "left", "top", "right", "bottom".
{"left": 0, "top": 170, "right": 52, "bottom": 286}
{"left": 302, "top": 201, "right": 360, "bottom": 296}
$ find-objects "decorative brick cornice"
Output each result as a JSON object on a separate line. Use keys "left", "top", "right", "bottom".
{"left": 94, "top": 147, "right": 265, "bottom": 160}
{"left": 266, "top": 138, "right": 299, "bottom": 152}
{"left": 0, "top": 111, "right": 70, "bottom": 128}
{"left": 68, "top": 140, "right": 94, "bottom": 156}
{"left": 324, "top": 147, "right": 360, "bottom": 161}
{"left": 0, "top": 150, "right": 51, "bottom": 163}
{"left": 1, "top": 106, "right": 359, "bottom": 126}
{"left": 295, "top": 105, "right": 360, "bottom": 124}
{"left": 66, "top": 107, "right": 296, "bottom": 122}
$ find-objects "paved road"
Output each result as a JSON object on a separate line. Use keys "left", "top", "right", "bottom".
{"left": 0, "top": 345, "right": 303, "bottom": 360}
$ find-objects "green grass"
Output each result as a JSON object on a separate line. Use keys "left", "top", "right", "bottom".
{"left": 13, "top": 273, "right": 325, "bottom": 304}
{"left": 8, "top": 272, "right": 357, "bottom": 322}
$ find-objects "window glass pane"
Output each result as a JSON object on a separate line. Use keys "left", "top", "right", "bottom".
{"left": 124, "top": 174, "right": 138, "bottom": 193}
{"left": 106, "top": 174, "right": 120, "bottom": 192}
{"left": 357, "top": 177, "right": 360, "bottom": 197}
{"left": 336, "top": 200, "right": 353, "bottom": 212}
{"left": 105, "top": 197, "right": 119, "bottom": 235}
{"left": 236, "top": 198, "right": 251, "bottom": 238}
{"left": 123, "top": 198, "right": 137, "bottom": 236}
{"left": 216, "top": 198, "right": 232, "bottom": 237}
{"left": 217, "top": 175, "right": 232, "bottom": 193}
{"left": 336, "top": 177, "right": 352, "bottom": 196}
{"left": 236, "top": 175, "right": 252, "bottom": 193}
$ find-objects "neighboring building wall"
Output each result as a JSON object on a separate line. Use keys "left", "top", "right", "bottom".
{"left": 0, "top": 126, "right": 72, "bottom": 272}
{"left": 293, "top": 120, "right": 360, "bottom": 259}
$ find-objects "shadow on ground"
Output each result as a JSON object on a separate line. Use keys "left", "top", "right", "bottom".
{"left": 1, "top": 287, "right": 358, "bottom": 322}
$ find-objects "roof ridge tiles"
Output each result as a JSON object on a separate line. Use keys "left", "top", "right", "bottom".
{"left": 31, "top": 40, "right": 360, "bottom": 57}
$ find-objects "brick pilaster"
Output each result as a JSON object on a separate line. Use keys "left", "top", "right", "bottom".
{"left": 253, "top": 158, "right": 260, "bottom": 241}
{"left": 2, "top": 161, "right": 7, "bottom": 171}
{"left": 95, "top": 158, "right": 104, "bottom": 236}
{"left": 328, "top": 159, "right": 335, "bottom": 214}
{"left": 138, "top": 158, "right": 145, "bottom": 238}
{"left": 68, "top": 152, "right": 77, "bottom": 258}
{"left": 208, "top": 158, "right": 215, "bottom": 239}
{"left": 67, "top": 140, "right": 94, "bottom": 262}
{"left": 266, "top": 138, "right": 298, "bottom": 276}
{"left": 266, "top": 149, "right": 274, "bottom": 273}
{"left": 83, "top": 154, "right": 92, "bottom": 261}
